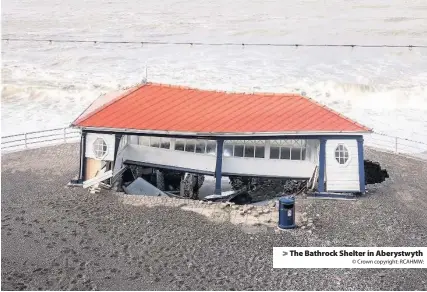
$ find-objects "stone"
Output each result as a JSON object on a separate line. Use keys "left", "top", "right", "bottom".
{"left": 301, "top": 226, "right": 306, "bottom": 230}
{"left": 307, "top": 222, "right": 313, "bottom": 227}
{"left": 244, "top": 205, "right": 254, "bottom": 211}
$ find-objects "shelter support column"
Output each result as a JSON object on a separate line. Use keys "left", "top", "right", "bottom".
{"left": 214, "top": 139, "right": 224, "bottom": 195}
{"left": 318, "top": 138, "right": 326, "bottom": 192}
{"left": 113, "top": 134, "right": 123, "bottom": 170}
{"left": 78, "top": 131, "right": 87, "bottom": 183}
{"left": 357, "top": 136, "right": 366, "bottom": 193}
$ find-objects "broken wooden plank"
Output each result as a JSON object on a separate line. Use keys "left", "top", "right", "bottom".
{"left": 83, "top": 170, "right": 113, "bottom": 189}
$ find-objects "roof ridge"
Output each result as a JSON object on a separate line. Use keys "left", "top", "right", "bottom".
{"left": 72, "top": 83, "right": 147, "bottom": 126}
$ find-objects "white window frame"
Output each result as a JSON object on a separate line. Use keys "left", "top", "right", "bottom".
{"left": 269, "top": 139, "right": 307, "bottom": 160}
{"left": 223, "top": 140, "right": 265, "bottom": 159}
{"left": 93, "top": 138, "right": 108, "bottom": 160}
{"left": 335, "top": 144, "right": 350, "bottom": 166}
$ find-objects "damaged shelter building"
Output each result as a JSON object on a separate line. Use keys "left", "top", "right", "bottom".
{"left": 70, "top": 82, "right": 372, "bottom": 198}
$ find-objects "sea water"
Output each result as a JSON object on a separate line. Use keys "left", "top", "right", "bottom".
{"left": 2, "top": 0, "right": 427, "bottom": 144}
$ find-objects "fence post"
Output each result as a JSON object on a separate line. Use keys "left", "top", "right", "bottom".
{"left": 395, "top": 137, "right": 398, "bottom": 153}
{"left": 24, "top": 133, "right": 28, "bottom": 149}
{"left": 63, "top": 128, "right": 67, "bottom": 143}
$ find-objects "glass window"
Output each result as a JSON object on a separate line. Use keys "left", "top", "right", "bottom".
{"left": 244, "top": 145, "right": 255, "bottom": 158}
{"left": 195, "top": 141, "right": 206, "bottom": 153}
{"left": 234, "top": 145, "right": 244, "bottom": 157}
{"left": 175, "top": 139, "right": 185, "bottom": 151}
{"left": 93, "top": 138, "right": 108, "bottom": 159}
{"left": 185, "top": 140, "right": 195, "bottom": 152}
{"left": 270, "top": 146, "right": 280, "bottom": 159}
{"left": 160, "top": 138, "right": 170, "bottom": 149}
{"left": 150, "top": 137, "right": 160, "bottom": 148}
{"left": 138, "top": 136, "right": 150, "bottom": 146}
{"left": 223, "top": 144, "right": 233, "bottom": 157}
{"left": 206, "top": 141, "right": 216, "bottom": 155}
{"left": 280, "top": 147, "right": 291, "bottom": 159}
{"left": 291, "top": 148, "right": 302, "bottom": 160}
{"left": 255, "top": 146, "right": 265, "bottom": 158}
{"left": 335, "top": 144, "right": 349, "bottom": 164}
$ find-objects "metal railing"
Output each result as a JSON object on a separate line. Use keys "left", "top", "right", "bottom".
{"left": 1, "top": 127, "right": 426, "bottom": 161}
{"left": 1, "top": 127, "right": 81, "bottom": 153}
{"left": 364, "top": 132, "right": 427, "bottom": 161}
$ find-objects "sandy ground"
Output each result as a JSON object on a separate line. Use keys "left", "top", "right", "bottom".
{"left": 2, "top": 144, "right": 427, "bottom": 290}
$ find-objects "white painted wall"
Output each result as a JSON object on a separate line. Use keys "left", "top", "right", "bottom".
{"left": 325, "top": 139, "right": 360, "bottom": 192}
{"left": 123, "top": 144, "right": 217, "bottom": 173}
{"left": 85, "top": 133, "right": 115, "bottom": 161}
{"left": 222, "top": 156, "right": 316, "bottom": 178}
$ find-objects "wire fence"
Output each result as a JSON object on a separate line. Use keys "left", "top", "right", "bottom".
{"left": 2, "top": 38, "right": 427, "bottom": 49}
{"left": 364, "top": 132, "right": 427, "bottom": 161}
{"left": 1, "top": 127, "right": 426, "bottom": 161}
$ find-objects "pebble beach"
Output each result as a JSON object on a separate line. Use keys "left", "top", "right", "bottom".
{"left": 1, "top": 144, "right": 427, "bottom": 290}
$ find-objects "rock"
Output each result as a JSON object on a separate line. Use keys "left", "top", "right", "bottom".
{"left": 244, "top": 205, "right": 254, "bottom": 211}
{"left": 302, "top": 212, "right": 307, "bottom": 217}
{"left": 301, "top": 226, "right": 306, "bottom": 230}
{"left": 253, "top": 211, "right": 259, "bottom": 217}
{"left": 239, "top": 211, "right": 245, "bottom": 216}
{"left": 316, "top": 214, "right": 320, "bottom": 217}
{"left": 307, "top": 230, "right": 312, "bottom": 234}
{"left": 307, "top": 222, "right": 313, "bottom": 227}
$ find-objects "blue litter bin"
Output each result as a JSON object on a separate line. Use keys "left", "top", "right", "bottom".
{"left": 278, "top": 197, "right": 296, "bottom": 229}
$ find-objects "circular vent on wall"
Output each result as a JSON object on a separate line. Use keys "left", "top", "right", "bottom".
{"left": 93, "top": 138, "right": 108, "bottom": 159}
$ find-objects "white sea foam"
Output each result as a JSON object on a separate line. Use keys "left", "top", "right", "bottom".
{"left": 2, "top": 0, "right": 427, "bottom": 144}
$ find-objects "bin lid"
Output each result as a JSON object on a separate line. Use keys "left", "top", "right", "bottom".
{"left": 279, "top": 196, "right": 295, "bottom": 205}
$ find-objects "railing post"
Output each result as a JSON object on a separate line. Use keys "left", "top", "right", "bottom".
{"left": 395, "top": 137, "right": 398, "bottom": 153}
{"left": 24, "top": 133, "right": 27, "bottom": 148}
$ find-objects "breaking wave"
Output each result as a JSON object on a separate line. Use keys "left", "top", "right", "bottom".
{"left": 2, "top": 77, "right": 427, "bottom": 145}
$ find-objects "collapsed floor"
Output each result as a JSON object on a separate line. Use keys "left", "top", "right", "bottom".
{"left": 108, "top": 159, "right": 389, "bottom": 204}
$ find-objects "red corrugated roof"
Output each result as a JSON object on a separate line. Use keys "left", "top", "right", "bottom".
{"left": 73, "top": 83, "right": 371, "bottom": 134}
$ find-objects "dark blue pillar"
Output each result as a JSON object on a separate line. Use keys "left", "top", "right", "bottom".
{"left": 357, "top": 136, "right": 366, "bottom": 193}
{"left": 78, "top": 131, "right": 87, "bottom": 183}
{"left": 318, "top": 138, "right": 326, "bottom": 192}
{"left": 214, "top": 139, "right": 224, "bottom": 195}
